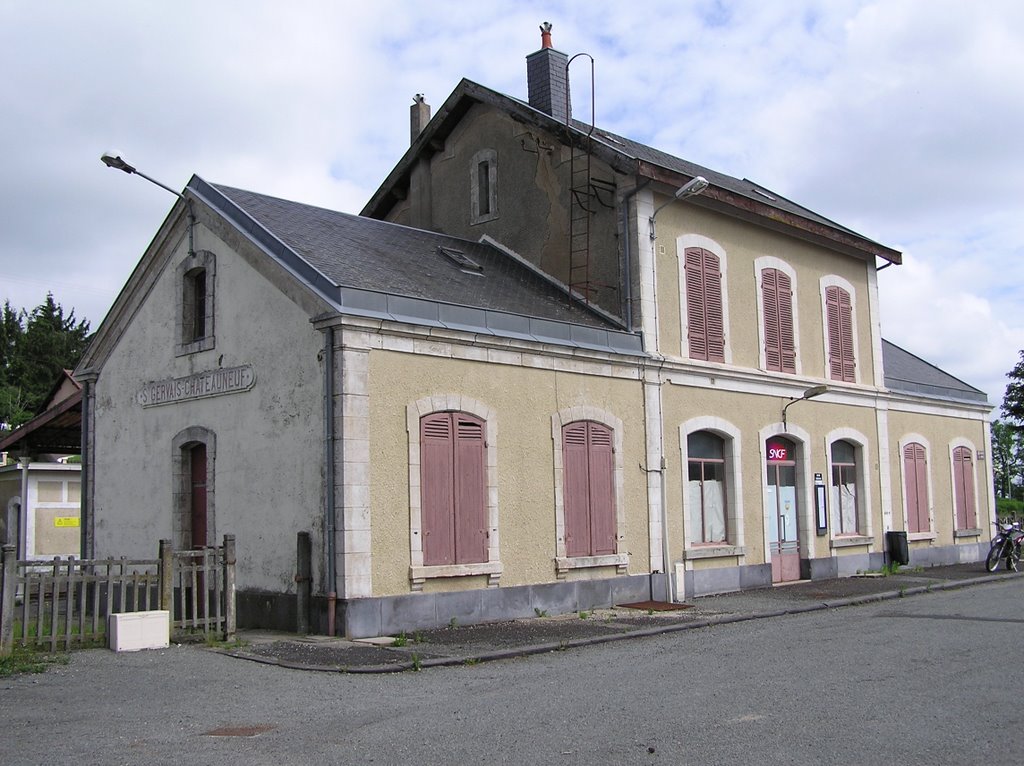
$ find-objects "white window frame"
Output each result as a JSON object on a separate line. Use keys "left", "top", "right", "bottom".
{"left": 754, "top": 256, "right": 801, "bottom": 375}
{"left": 551, "top": 406, "right": 628, "bottom": 576}
{"left": 676, "top": 234, "right": 732, "bottom": 364}
{"left": 824, "top": 428, "right": 873, "bottom": 546}
{"left": 898, "top": 434, "right": 935, "bottom": 541}
{"left": 406, "top": 395, "right": 501, "bottom": 588}
{"left": 679, "top": 416, "right": 745, "bottom": 560}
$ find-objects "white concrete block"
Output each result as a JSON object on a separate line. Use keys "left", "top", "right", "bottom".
{"left": 108, "top": 610, "right": 170, "bottom": 652}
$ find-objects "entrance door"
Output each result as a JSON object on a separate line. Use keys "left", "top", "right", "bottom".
{"left": 766, "top": 438, "right": 801, "bottom": 582}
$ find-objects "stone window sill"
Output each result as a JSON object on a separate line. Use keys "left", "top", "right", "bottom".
{"left": 954, "top": 528, "right": 982, "bottom": 539}
{"left": 555, "top": 553, "right": 628, "bottom": 577}
{"left": 908, "top": 532, "right": 936, "bottom": 542}
{"left": 683, "top": 545, "right": 745, "bottom": 560}
{"left": 830, "top": 535, "right": 873, "bottom": 549}
{"left": 409, "top": 561, "right": 501, "bottom": 591}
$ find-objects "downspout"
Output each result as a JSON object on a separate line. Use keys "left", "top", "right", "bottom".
{"left": 621, "top": 179, "right": 651, "bottom": 333}
{"left": 18, "top": 456, "right": 30, "bottom": 560}
{"left": 323, "top": 326, "right": 338, "bottom": 635}
{"left": 79, "top": 379, "right": 90, "bottom": 558}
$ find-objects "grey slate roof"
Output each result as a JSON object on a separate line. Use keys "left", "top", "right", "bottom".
{"left": 361, "top": 79, "right": 901, "bottom": 264}
{"left": 882, "top": 339, "right": 988, "bottom": 405}
{"left": 188, "top": 177, "right": 643, "bottom": 355}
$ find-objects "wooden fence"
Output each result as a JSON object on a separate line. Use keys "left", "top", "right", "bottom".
{"left": 0, "top": 535, "right": 235, "bottom": 655}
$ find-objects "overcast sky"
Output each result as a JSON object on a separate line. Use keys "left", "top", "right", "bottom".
{"left": 2, "top": 1, "right": 1022, "bottom": 410}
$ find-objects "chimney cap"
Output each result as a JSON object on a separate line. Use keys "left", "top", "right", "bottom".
{"left": 539, "top": 21, "right": 553, "bottom": 49}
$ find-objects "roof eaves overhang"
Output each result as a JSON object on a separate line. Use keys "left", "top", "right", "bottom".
{"left": 636, "top": 161, "right": 902, "bottom": 265}
{"left": 0, "top": 389, "right": 83, "bottom": 454}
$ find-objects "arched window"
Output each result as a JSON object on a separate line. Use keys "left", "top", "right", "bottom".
{"left": 952, "top": 446, "right": 977, "bottom": 531}
{"left": 420, "top": 412, "right": 487, "bottom": 566}
{"left": 562, "top": 421, "right": 616, "bottom": 557}
{"left": 825, "top": 285, "right": 855, "bottom": 382}
{"left": 687, "top": 431, "right": 727, "bottom": 543}
{"left": 683, "top": 247, "right": 725, "bottom": 362}
{"left": 903, "top": 442, "right": 930, "bottom": 534}
{"left": 176, "top": 250, "right": 215, "bottom": 355}
{"left": 830, "top": 440, "right": 859, "bottom": 535}
{"left": 761, "top": 267, "right": 796, "bottom": 373}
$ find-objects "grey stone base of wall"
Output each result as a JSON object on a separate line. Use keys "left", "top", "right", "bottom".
{"left": 340, "top": 574, "right": 654, "bottom": 639}
{"left": 910, "top": 540, "right": 986, "bottom": 567}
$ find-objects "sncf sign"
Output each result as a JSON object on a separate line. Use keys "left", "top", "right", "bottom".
{"left": 766, "top": 441, "right": 789, "bottom": 462}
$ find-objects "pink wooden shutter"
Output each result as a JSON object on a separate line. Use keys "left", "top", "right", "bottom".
{"left": 826, "top": 286, "right": 855, "bottom": 382}
{"left": 454, "top": 415, "right": 487, "bottom": 563}
{"left": 563, "top": 423, "right": 592, "bottom": 557}
{"left": 762, "top": 269, "right": 782, "bottom": 372}
{"left": 421, "top": 413, "right": 454, "bottom": 565}
{"left": 587, "top": 423, "right": 616, "bottom": 555}
{"left": 953, "top": 447, "right": 977, "bottom": 529}
{"left": 703, "top": 252, "right": 725, "bottom": 362}
{"left": 777, "top": 271, "right": 796, "bottom": 373}
{"left": 685, "top": 249, "right": 708, "bottom": 360}
{"left": 903, "top": 443, "right": 928, "bottom": 533}
{"left": 685, "top": 248, "right": 725, "bottom": 362}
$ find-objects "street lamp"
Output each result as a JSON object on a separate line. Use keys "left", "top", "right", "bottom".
{"left": 649, "top": 175, "right": 709, "bottom": 241}
{"left": 782, "top": 384, "right": 829, "bottom": 428}
{"left": 100, "top": 153, "right": 194, "bottom": 256}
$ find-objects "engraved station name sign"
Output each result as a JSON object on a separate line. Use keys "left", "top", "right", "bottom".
{"left": 137, "top": 365, "right": 256, "bottom": 407}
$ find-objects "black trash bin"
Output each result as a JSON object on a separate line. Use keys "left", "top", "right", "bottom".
{"left": 886, "top": 530, "right": 909, "bottom": 566}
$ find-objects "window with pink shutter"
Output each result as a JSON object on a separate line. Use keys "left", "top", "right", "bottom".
{"left": 953, "top": 446, "right": 977, "bottom": 530}
{"left": 903, "top": 442, "right": 929, "bottom": 533}
{"left": 825, "top": 285, "right": 855, "bottom": 382}
{"left": 420, "top": 412, "right": 487, "bottom": 566}
{"left": 684, "top": 248, "right": 725, "bottom": 362}
{"left": 563, "top": 421, "right": 616, "bottom": 557}
{"left": 762, "top": 268, "right": 796, "bottom": 373}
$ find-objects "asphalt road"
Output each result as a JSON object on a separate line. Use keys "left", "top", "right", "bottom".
{"left": 2, "top": 578, "right": 1022, "bottom": 765}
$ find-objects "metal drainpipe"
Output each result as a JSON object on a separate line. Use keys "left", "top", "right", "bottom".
{"left": 79, "top": 379, "right": 90, "bottom": 558}
{"left": 621, "top": 179, "right": 651, "bottom": 333}
{"left": 18, "top": 456, "right": 30, "bottom": 560}
{"left": 323, "top": 326, "right": 338, "bottom": 636}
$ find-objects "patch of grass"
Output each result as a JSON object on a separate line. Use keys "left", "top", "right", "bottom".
{"left": 577, "top": 610, "right": 590, "bottom": 620}
{"left": 391, "top": 632, "right": 408, "bottom": 647}
{"left": 0, "top": 646, "right": 70, "bottom": 677}
{"left": 412, "top": 630, "right": 425, "bottom": 644}
{"left": 463, "top": 657, "right": 479, "bottom": 666}
{"left": 448, "top": 617, "right": 458, "bottom": 629}
{"left": 410, "top": 653, "right": 421, "bottom": 672}
{"left": 204, "top": 635, "right": 249, "bottom": 650}
{"left": 533, "top": 607, "right": 548, "bottom": 618}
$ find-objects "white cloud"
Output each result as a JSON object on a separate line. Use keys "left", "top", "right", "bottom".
{"left": 1, "top": 0, "right": 1021, "bottom": 408}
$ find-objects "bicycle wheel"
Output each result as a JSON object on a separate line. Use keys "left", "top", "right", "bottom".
{"left": 986, "top": 544, "right": 1003, "bottom": 572}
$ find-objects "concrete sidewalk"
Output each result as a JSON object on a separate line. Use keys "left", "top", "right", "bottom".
{"left": 218, "top": 563, "right": 1017, "bottom": 673}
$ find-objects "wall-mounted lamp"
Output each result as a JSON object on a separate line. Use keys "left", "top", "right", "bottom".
{"left": 100, "top": 153, "right": 194, "bottom": 256}
{"left": 782, "top": 384, "right": 828, "bottom": 428}
{"left": 649, "top": 175, "right": 708, "bottom": 241}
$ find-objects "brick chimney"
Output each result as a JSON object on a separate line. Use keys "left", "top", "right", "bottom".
{"left": 526, "top": 22, "right": 570, "bottom": 123}
{"left": 410, "top": 93, "right": 431, "bottom": 145}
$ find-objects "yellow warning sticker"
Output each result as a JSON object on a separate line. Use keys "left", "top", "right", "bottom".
{"left": 54, "top": 517, "right": 80, "bottom": 528}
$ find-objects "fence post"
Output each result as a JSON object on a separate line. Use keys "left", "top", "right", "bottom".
{"left": 222, "top": 534, "right": 236, "bottom": 642}
{"left": 159, "top": 539, "right": 173, "bottom": 613}
{"left": 296, "top": 532, "right": 311, "bottom": 635}
{"left": 1, "top": 544, "right": 15, "bottom": 656}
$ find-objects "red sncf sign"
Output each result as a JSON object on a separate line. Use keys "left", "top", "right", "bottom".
{"left": 766, "top": 441, "right": 789, "bottom": 462}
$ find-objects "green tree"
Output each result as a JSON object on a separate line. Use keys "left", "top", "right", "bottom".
{"left": 991, "top": 419, "right": 1023, "bottom": 500}
{"left": 1002, "top": 349, "right": 1024, "bottom": 426}
{"left": 0, "top": 294, "right": 91, "bottom": 429}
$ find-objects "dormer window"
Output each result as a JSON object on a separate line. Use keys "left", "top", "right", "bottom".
{"left": 471, "top": 149, "right": 498, "bottom": 224}
{"left": 176, "top": 250, "right": 215, "bottom": 356}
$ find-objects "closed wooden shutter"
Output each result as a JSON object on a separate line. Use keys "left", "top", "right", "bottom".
{"left": 903, "top": 443, "right": 928, "bottom": 533}
{"left": 762, "top": 268, "right": 796, "bottom": 373}
{"left": 953, "top": 446, "right": 977, "bottom": 530}
{"left": 563, "top": 422, "right": 591, "bottom": 557}
{"left": 421, "top": 413, "right": 455, "bottom": 565}
{"left": 454, "top": 415, "right": 487, "bottom": 563}
{"left": 685, "top": 248, "right": 725, "bottom": 362}
{"left": 587, "top": 424, "right": 616, "bottom": 555}
{"left": 826, "top": 286, "right": 855, "bottom": 382}
{"left": 421, "top": 412, "right": 487, "bottom": 565}
{"left": 563, "top": 421, "right": 616, "bottom": 557}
